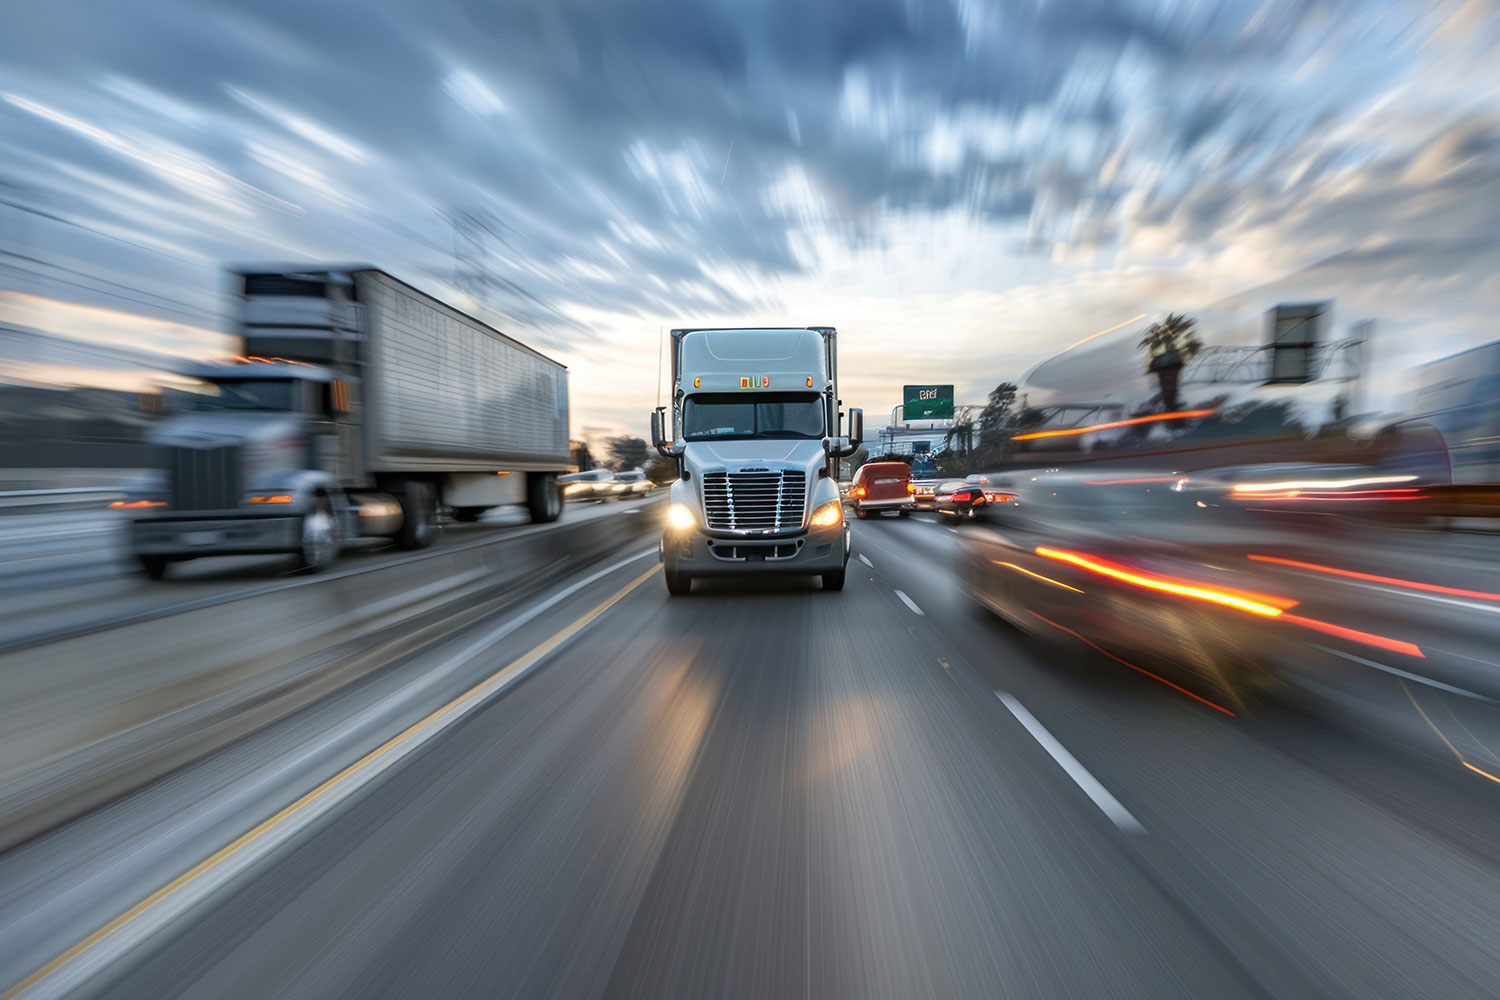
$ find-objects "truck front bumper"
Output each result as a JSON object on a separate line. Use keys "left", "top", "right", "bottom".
{"left": 660, "top": 521, "right": 850, "bottom": 577}
{"left": 131, "top": 515, "right": 303, "bottom": 557}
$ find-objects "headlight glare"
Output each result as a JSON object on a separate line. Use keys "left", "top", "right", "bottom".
{"left": 666, "top": 503, "right": 696, "bottom": 530}
{"left": 810, "top": 500, "right": 843, "bottom": 527}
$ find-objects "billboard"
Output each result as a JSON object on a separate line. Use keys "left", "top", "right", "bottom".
{"left": 902, "top": 384, "right": 954, "bottom": 421}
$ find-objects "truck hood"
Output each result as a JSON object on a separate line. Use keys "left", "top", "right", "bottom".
{"left": 147, "top": 412, "right": 304, "bottom": 448}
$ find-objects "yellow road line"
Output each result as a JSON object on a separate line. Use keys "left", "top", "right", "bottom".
{"left": 4, "top": 563, "right": 659, "bottom": 999}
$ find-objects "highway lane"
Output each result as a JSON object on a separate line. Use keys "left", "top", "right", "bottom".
{"left": 8, "top": 514, "right": 1500, "bottom": 997}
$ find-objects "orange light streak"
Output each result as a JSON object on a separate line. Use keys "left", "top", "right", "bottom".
{"left": 993, "top": 560, "right": 1084, "bottom": 593}
{"left": 1279, "top": 613, "right": 1424, "bottom": 658}
{"left": 1035, "top": 546, "right": 1295, "bottom": 616}
{"left": 1012, "top": 409, "right": 1216, "bottom": 442}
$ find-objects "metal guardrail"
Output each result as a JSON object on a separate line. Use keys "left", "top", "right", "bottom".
{"left": 0, "top": 487, "right": 122, "bottom": 513}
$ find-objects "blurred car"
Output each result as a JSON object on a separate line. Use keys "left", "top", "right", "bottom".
{"left": 933, "top": 479, "right": 1015, "bottom": 518}
{"left": 610, "top": 469, "right": 655, "bottom": 497}
{"left": 849, "top": 461, "right": 912, "bottom": 518}
{"left": 909, "top": 478, "right": 941, "bottom": 509}
{"left": 560, "top": 468, "right": 616, "bottom": 501}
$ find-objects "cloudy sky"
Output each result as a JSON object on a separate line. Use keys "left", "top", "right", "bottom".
{"left": 3, "top": 0, "right": 1500, "bottom": 438}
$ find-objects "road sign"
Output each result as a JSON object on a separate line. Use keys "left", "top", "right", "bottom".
{"left": 903, "top": 385, "right": 954, "bottom": 420}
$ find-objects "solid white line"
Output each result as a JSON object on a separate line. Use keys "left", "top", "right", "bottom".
{"left": 857, "top": 553, "right": 873, "bottom": 569}
{"left": 1308, "top": 644, "right": 1494, "bottom": 702}
{"left": 895, "top": 590, "right": 923, "bottom": 615}
{"left": 994, "top": 691, "right": 1145, "bottom": 834}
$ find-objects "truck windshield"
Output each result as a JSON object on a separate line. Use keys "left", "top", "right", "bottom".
{"left": 188, "top": 379, "right": 300, "bottom": 412}
{"left": 682, "top": 393, "right": 825, "bottom": 440}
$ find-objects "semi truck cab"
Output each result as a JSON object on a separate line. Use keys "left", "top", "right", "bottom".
{"left": 651, "top": 327, "right": 862, "bottom": 594}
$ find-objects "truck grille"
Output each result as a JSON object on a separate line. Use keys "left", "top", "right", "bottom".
{"left": 701, "top": 470, "right": 806, "bottom": 532}
{"left": 169, "top": 445, "right": 243, "bottom": 511}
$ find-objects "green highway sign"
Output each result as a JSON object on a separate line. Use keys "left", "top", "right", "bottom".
{"left": 902, "top": 384, "right": 954, "bottom": 421}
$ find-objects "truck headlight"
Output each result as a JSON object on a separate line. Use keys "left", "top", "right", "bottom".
{"left": 809, "top": 500, "right": 843, "bottom": 527}
{"left": 666, "top": 503, "right": 696, "bottom": 530}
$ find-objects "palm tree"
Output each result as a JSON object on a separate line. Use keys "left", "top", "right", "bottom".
{"left": 1138, "top": 313, "right": 1202, "bottom": 411}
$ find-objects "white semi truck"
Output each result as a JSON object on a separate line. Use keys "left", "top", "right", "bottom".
{"left": 118, "top": 265, "right": 571, "bottom": 578}
{"left": 650, "top": 326, "right": 863, "bottom": 594}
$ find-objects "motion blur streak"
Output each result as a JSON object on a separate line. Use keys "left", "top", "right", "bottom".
{"left": 1279, "top": 614, "right": 1425, "bottom": 658}
{"left": 993, "top": 560, "right": 1084, "bottom": 594}
{"left": 1010, "top": 409, "right": 1217, "bottom": 441}
{"left": 1034, "top": 547, "right": 1294, "bottom": 616}
{"left": 1400, "top": 682, "right": 1500, "bottom": 787}
{"left": 1249, "top": 554, "right": 1500, "bottom": 603}
{"left": 1230, "top": 476, "right": 1417, "bottom": 493}
{"left": 1082, "top": 477, "right": 1185, "bottom": 486}
{"left": 1, "top": 563, "right": 660, "bottom": 1000}
{"left": 1028, "top": 612, "right": 1236, "bottom": 717}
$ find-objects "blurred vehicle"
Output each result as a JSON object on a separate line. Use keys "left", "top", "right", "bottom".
{"left": 956, "top": 464, "right": 1500, "bottom": 743}
{"left": 650, "top": 326, "right": 862, "bottom": 594}
{"left": 934, "top": 479, "right": 1013, "bottom": 518}
{"left": 560, "top": 468, "right": 616, "bottom": 501}
{"left": 115, "top": 267, "right": 570, "bottom": 579}
{"left": 910, "top": 453, "right": 938, "bottom": 479}
{"left": 610, "top": 469, "right": 654, "bottom": 497}
{"left": 909, "top": 478, "right": 940, "bottom": 509}
{"left": 849, "top": 461, "right": 912, "bottom": 518}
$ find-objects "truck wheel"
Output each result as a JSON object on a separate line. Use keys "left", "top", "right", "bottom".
{"left": 822, "top": 568, "right": 846, "bottom": 591}
{"left": 138, "top": 555, "right": 169, "bottom": 581}
{"left": 898, "top": 509, "right": 910, "bottom": 518}
{"left": 295, "top": 496, "right": 340, "bottom": 571}
{"left": 527, "top": 473, "right": 562, "bottom": 523}
{"left": 664, "top": 569, "right": 692, "bottom": 595}
{"left": 452, "top": 506, "right": 487, "bottom": 523}
{"left": 395, "top": 482, "right": 436, "bottom": 549}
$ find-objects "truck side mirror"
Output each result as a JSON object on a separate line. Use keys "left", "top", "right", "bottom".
{"left": 847, "top": 408, "right": 864, "bottom": 451}
{"left": 651, "top": 407, "right": 683, "bottom": 458}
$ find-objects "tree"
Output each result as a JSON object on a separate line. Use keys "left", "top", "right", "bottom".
{"left": 973, "top": 382, "right": 1019, "bottom": 467}
{"left": 606, "top": 436, "right": 649, "bottom": 472}
{"left": 1138, "top": 313, "right": 1202, "bottom": 412}
{"left": 645, "top": 454, "right": 678, "bottom": 483}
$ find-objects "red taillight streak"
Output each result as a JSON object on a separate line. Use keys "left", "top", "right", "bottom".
{"left": 1028, "top": 612, "right": 1235, "bottom": 716}
{"left": 1279, "top": 613, "right": 1425, "bottom": 658}
{"left": 1248, "top": 553, "right": 1500, "bottom": 603}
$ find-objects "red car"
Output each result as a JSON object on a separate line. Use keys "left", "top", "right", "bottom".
{"left": 849, "top": 462, "right": 913, "bottom": 519}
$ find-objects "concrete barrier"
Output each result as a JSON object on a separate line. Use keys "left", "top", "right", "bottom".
{"left": 0, "top": 499, "right": 661, "bottom": 850}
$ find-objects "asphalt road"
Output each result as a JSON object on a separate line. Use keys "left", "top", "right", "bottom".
{"left": 7, "top": 512, "right": 1500, "bottom": 998}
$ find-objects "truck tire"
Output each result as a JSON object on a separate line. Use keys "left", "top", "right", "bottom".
{"left": 452, "top": 506, "right": 488, "bottom": 522}
{"left": 294, "top": 496, "right": 340, "bottom": 571}
{"left": 664, "top": 569, "right": 693, "bottom": 595}
{"left": 821, "top": 568, "right": 846, "bottom": 591}
{"left": 138, "top": 555, "right": 169, "bottom": 581}
{"left": 898, "top": 509, "right": 909, "bottom": 518}
{"left": 527, "top": 473, "right": 562, "bottom": 523}
{"left": 395, "top": 482, "right": 436, "bottom": 549}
